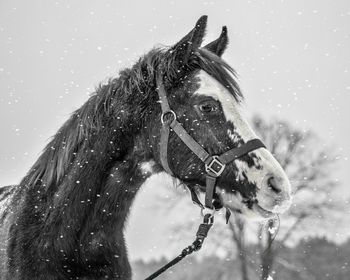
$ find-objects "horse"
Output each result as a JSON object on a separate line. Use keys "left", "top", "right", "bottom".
{"left": 0, "top": 16, "right": 292, "bottom": 279}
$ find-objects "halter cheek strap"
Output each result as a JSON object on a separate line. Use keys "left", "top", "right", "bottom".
{"left": 157, "top": 72, "right": 265, "bottom": 211}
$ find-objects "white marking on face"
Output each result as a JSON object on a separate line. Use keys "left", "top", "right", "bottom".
{"left": 140, "top": 160, "right": 155, "bottom": 175}
{"left": 234, "top": 160, "right": 263, "bottom": 188}
{"left": 227, "top": 129, "right": 240, "bottom": 143}
{"left": 195, "top": 70, "right": 292, "bottom": 215}
{"left": 218, "top": 188, "right": 268, "bottom": 221}
{"left": 196, "top": 70, "right": 257, "bottom": 141}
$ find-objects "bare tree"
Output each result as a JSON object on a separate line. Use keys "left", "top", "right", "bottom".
{"left": 251, "top": 115, "right": 342, "bottom": 280}
{"left": 229, "top": 213, "right": 250, "bottom": 280}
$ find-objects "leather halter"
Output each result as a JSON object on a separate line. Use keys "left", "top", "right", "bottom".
{"left": 157, "top": 72, "right": 266, "bottom": 210}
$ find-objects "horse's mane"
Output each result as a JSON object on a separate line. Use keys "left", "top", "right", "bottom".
{"left": 20, "top": 47, "right": 242, "bottom": 191}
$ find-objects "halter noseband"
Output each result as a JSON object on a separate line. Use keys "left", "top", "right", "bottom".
{"left": 157, "top": 72, "right": 266, "bottom": 211}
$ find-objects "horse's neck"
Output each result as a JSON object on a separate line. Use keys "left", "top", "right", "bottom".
{"left": 86, "top": 141, "right": 157, "bottom": 232}
{"left": 71, "top": 134, "right": 159, "bottom": 262}
{"left": 8, "top": 76, "right": 164, "bottom": 276}
{"left": 10, "top": 131, "right": 159, "bottom": 277}
{"left": 40, "top": 86, "right": 158, "bottom": 238}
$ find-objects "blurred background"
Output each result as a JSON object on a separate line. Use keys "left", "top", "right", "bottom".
{"left": 0, "top": 0, "right": 349, "bottom": 279}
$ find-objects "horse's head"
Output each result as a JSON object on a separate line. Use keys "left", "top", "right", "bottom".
{"left": 150, "top": 16, "right": 291, "bottom": 219}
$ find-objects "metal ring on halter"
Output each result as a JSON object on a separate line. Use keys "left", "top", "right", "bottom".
{"left": 161, "top": 110, "right": 176, "bottom": 125}
{"left": 201, "top": 207, "right": 216, "bottom": 219}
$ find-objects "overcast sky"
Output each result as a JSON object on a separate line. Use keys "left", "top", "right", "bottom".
{"left": 0, "top": 0, "right": 349, "bottom": 261}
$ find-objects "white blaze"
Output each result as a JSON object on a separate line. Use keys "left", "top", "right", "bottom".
{"left": 195, "top": 70, "right": 257, "bottom": 141}
{"left": 195, "top": 70, "right": 292, "bottom": 216}
{"left": 195, "top": 70, "right": 261, "bottom": 186}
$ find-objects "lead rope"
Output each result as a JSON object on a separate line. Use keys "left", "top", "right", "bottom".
{"left": 144, "top": 213, "right": 214, "bottom": 280}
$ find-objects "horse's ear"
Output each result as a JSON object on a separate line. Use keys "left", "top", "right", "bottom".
{"left": 170, "top": 15, "right": 207, "bottom": 65}
{"left": 203, "top": 26, "right": 228, "bottom": 57}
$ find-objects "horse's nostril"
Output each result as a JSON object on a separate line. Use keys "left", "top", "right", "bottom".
{"left": 267, "top": 177, "right": 281, "bottom": 194}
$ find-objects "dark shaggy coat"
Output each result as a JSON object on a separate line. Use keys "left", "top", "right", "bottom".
{"left": 0, "top": 16, "right": 248, "bottom": 279}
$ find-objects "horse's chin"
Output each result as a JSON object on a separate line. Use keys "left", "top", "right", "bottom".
{"left": 251, "top": 204, "right": 277, "bottom": 220}
{"left": 218, "top": 191, "right": 277, "bottom": 222}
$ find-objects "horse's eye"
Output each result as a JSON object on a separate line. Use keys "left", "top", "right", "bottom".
{"left": 199, "top": 102, "right": 217, "bottom": 113}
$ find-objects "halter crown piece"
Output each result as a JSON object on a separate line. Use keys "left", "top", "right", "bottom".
{"left": 156, "top": 72, "right": 266, "bottom": 213}
{"left": 145, "top": 71, "right": 266, "bottom": 280}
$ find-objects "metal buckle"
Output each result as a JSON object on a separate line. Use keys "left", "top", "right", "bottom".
{"left": 205, "top": 156, "right": 225, "bottom": 177}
